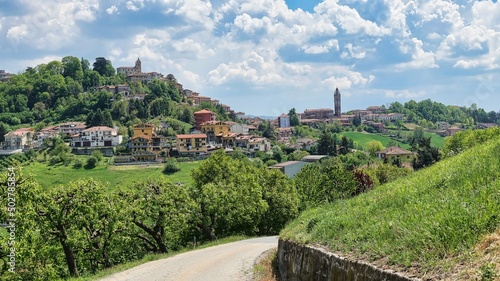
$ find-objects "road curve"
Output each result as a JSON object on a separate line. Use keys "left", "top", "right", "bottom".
{"left": 99, "top": 236, "right": 278, "bottom": 281}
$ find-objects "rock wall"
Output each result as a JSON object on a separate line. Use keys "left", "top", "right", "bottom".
{"left": 278, "top": 239, "right": 421, "bottom": 281}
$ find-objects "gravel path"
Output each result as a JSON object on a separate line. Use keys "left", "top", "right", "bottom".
{"left": 99, "top": 236, "right": 278, "bottom": 281}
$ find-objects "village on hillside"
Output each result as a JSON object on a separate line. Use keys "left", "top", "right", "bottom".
{"left": 0, "top": 58, "right": 499, "bottom": 177}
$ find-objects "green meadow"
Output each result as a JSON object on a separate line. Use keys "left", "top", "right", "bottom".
{"left": 341, "top": 131, "right": 411, "bottom": 149}
{"left": 21, "top": 159, "right": 199, "bottom": 191}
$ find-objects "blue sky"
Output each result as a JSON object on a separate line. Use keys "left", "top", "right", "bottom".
{"left": 1, "top": 0, "right": 499, "bottom": 116}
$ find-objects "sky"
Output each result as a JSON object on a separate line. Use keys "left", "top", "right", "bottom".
{"left": 1, "top": 0, "right": 500, "bottom": 116}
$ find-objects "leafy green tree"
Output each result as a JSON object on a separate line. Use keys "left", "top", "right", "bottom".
{"left": 317, "top": 130, "right": 335, "bottom": 155}
{"left": 353, "top": 114, "right": 362, "bottom": 126}
{"left": 36, "top": 179, "right": 112, "bottom": 277}
{"left": 91, "top": 150, "right": 103, "bottom": 162}
{"left": 62, "top": 56, "right": 84, "bottom": 81}
{"left": 257, "top": 168, "right": 299, "bottom": 234}
{"left": 412, "top": 137, "right": 440, "bottom": 170}
{"left": 294, "top": 159, "right": 357, "bottom": 210}
{"left": 163, "top": 158, "right": 181, "bottom": 174}
{"left": 85, "top": 156, "right": 99, "bottom": 169}
{"left": 126, "top": 179, "right": 196, "bottom": 253}
{"left": 179, "top": 107, "right": 194, "bottom": 124}
{"left": 366, "top": 140, "right": 384, "bottom": 157}
{"left": 340, "top": 136, "right": 350, "bottom": 155}
{"left": 288, "top": 108, "right": 300, "bottom": 126}
{"left": 192, "top": 150, "right": 268, "bottom": 240}
{"left": 92, "top": 57, "right": 115, "bottom": 77}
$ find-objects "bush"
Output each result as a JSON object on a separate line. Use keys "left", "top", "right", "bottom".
{"left": 73, "top": 159, "right": 83, "bottom": 169}
{"left": 265, "top": 159, "right": 278, "bottom": 166}
{"left": 85, "top": 156, "right": 98, "bottom": 169}
{"left": 163, "top": 158, "right": 180, "bottom": 174}
{"left": 91, "top": 150, "right": 103, "bottom": 162}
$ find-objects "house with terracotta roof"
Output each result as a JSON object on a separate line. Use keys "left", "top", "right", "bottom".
{"left": 377, "top": 146, "right": 414, "bottom": 163}
{"left": 71, "top": 126, "right": 122, "bottom": 147}
{"left": 59, "top": 122, "right": 86, "bottom": 136}
{"left": 176, "top": 134, "right": 208, "bottom": 155}
{"left": 200, "top": 120, "right": 233, "bottom": 145}
{"left": 2, "top": 128, "right": 34, "bottom": 151}
{"left": 248, "top": 137, "right": 271, "bottom": 152}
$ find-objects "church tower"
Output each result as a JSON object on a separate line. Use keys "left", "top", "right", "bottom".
{"left": 334, "top": 88, "right": 341, "bottom": 117}
{"left": 135, "top": 58, "right": 142, "bottom": 73}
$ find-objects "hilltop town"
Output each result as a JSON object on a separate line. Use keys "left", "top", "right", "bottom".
{"left": 0, "top": 57, "right": 499, "bottom": 174}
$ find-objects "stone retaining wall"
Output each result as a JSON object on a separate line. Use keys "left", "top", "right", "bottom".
{"left": 278, "top": 239, "right": 421, "bottom": 281}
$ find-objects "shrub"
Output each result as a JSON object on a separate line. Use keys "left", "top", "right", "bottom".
{"left": 73, "top": 159, "right": 83, "bottom": 169}
{"left": 85, "top": 156, "right": 98, "bottom": 169}
{"left": 163, "top": 158, "right": 180, "bottom": 174}
{"left": 91, "top": 150, "right": 103, "bottom": 162}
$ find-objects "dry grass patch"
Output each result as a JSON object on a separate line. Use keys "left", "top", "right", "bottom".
{"left": 254, "top": 249, "right": 280, "bottom": 281}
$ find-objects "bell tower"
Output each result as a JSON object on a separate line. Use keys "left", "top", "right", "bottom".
{"left": 135, "top": 58, "right": 142, "bottom": 73}
{"left": 334, "top": 88, "right": 341, "bottom": 117}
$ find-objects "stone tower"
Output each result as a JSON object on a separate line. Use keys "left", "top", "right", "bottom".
{"left": 334, "top": 88, "right": 341, "bottom": 117}
{"left": 135, "top": 58, "right": 142, "bottom": 73}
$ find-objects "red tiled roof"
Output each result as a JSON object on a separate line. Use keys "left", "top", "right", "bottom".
{"left": 379, "top": 146, "right": 413, "bottom": 155}
{"left": 176, "top": 134, "right": 207, "bottom": 139}
{"left": 194, "top": 109, "right": 215, "bottom": 114}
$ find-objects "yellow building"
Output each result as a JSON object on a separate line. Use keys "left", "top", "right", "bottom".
{"left": 377, "top": 146, "right": 414, "bottom": 163}
{"left": 132, "top": 123, "right": 156, "bottom": 137}
{"left": 176, "top": 134, "right": 208, "bottom": 155}
{"left": 200, "top": 121, "right": 231, "bottom": 135}
{"left": 200, "top": 121, "right": 231, "bottom": 143}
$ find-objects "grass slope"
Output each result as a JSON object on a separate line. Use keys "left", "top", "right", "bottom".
{"left": 342, "top": 131, "right": 410, "bottom": 149}
{"left": 22, "top": 160, "right": 198, "bottom": 191}
{"left": 281, "top": 137, "right": 500, "bottom": 279}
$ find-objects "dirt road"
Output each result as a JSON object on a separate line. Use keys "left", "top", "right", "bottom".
{"left": 99, "top": 236, "right": 278, "bottom": 281}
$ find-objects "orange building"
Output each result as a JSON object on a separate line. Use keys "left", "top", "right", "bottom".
{"left": 194, "top": 109, "right": 216, "bottom": 130}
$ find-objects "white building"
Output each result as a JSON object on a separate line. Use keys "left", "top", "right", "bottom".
{"left": 72, "top": 126, "right": 122, "bottom": 147}
{"left": 278, "top": 113, "right": 290, "bottom": 128}
{"left": 230, "top": 123, "right": 249, "bottom": 135}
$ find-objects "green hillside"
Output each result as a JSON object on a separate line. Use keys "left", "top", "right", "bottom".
{"left": 342, "top": 131, "right": 411, "bottom": 149}
{"left": 22, "top": 160, "right": 198, "bottom": 191}
{"left": 281, "top": 135, "right": 500, "bottom": 280}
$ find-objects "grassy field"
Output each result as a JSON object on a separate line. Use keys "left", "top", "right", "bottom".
{"left": 281, "top": 136, "right": 500, "bottom": 280}
{"left": 21, "top": 159, "right": 199, "bottom": 190}
{"left": 341, "top": 131, "right": 411, "bottom": 149}
{"left": 384, "top": 130, "right": 445, "bottom": 148}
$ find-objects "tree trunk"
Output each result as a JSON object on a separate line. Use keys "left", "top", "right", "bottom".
{"left": 60, "top": 236, "right": 78, "bottom": 277}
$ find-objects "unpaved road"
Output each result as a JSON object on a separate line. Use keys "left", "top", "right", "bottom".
{"left": 99, "top": 236, "right": 278, "bottom": 281}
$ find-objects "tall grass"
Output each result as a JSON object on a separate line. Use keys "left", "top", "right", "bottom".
{"left": 281, "top": 136, "right": 500, "bottom": 276}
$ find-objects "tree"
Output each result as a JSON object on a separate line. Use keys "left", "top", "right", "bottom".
{"left": 126, "top": 179, "right": 196, "bottom": 253}
{"left": 191, "top": 150, "right": 268, "bottom": 240}
{"left": 62, "top": 56, "right": 83, "bottom": 81}
{"left": 353, "top": 114, "right": 362, "bottom": 127}
{"left": 257, "top": 168, "right": 299, "bottom": 234}
{"left": 340, "top": 136, "right": 350, "bottom": 155}
{"left": 366, "top": 140, "right": 384, "bottom": 157}
{"left": 294, "top": 159, "right": 357, "bottom": 210}
{"left": 412, "top": 137, "right": 440, "bottom": 170}
{"left": 288, "top": 108, "right": 300, "bottom": 126}
{"left": 92, "top": 57, "right": 115, "bottom": 77}
{"left": 163, "top": 158, "right": 181, "bottom": 174}
{"left": 317, "top": 130, "right": 335, "bottom": 155}
{"left": 85, "top": 156, "right": 99, "bottom": 169}
{"left": 36, "top": 179, "right": 113, "bottom": 277}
